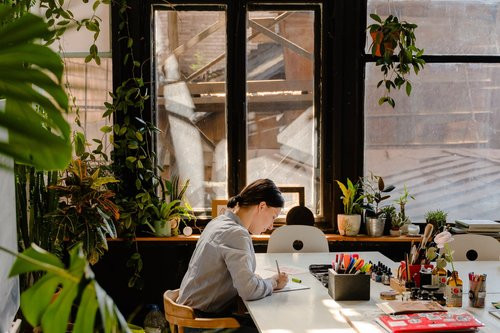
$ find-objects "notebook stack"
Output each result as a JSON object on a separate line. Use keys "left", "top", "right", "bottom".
{"left": 452, "top": 219, "right": 500, "bottom": 239}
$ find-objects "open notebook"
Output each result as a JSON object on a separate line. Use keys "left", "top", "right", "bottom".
{"left": 273, "top": 280, "right": 310, "bottom": 293}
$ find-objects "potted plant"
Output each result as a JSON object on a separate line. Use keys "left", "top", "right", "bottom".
{"left": 425, "top": 209, "right": 448, "bottom": 234}
{"left": 390, "top": 210, "right": 404, "bottom": 236}
{"left": 48, "top": 159, "right": 120, "bottom": 265}
{"left": 394, "top": 184, "right": 415, "bottom": 234}
{"left": 380, "top": 205, "right": 396, "bottom": 235}
{"left": 148, "top": 176, "right": 195, "bottom": 236}
{"left": 367, "top": 13, "right": 425, "bottom": 108}
{"left": 361, "top": 173, "right": 395, "bottom": 236}
{"left": 335, "top": 178, "right": 363, "bottom": 236}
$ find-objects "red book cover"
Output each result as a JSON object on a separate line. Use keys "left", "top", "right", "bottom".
{"left": 377, "top": 311, "right": 483, "bottom": 332}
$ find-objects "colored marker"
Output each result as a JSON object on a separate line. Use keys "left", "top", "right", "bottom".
{"left": 292, "top": 277, "right": 302, "bottom": 283}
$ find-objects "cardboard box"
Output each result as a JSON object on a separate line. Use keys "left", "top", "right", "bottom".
{"left": 328, "top": 268, "right": 370, "bottom": 301}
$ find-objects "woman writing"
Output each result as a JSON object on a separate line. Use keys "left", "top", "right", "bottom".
{"left": 178, "top": 179, "right": 289, "bottom": 319}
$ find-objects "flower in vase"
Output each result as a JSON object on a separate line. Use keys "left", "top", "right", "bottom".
{"left": 434, "top": 230, "right": 455, "bottom": 270}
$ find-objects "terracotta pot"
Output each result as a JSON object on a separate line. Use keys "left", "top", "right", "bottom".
{"left": 337, "top": 214, "right": 361, "bottom": 236}
{"left": 370, "top": 31, "right": 397, "bottom": 57}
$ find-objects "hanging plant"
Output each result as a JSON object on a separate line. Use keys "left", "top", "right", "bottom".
{"left": 367, "top": 13, "right": 425, "bottom": 108}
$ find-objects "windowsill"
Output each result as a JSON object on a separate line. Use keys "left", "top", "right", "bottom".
{"left": 107, "top": 234, "right": 421, "bottom": 243}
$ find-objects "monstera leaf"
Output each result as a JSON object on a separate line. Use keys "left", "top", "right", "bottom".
{"left": 0, "top": 5, "right": 71, "bottom": 170}
{"left": 1, "top": 243, "right": 130, "bottom": 333}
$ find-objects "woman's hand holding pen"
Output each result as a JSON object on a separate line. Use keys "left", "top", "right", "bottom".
{"left": 273, "top": 272, "right": 289, "bottom": 290}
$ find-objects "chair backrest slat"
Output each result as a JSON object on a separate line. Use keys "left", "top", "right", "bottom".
{"left": 267, "top": 225, "right": 329, "bottom": 253}
{"left": 163, "top": 289, "right": 240, "bottom": 330}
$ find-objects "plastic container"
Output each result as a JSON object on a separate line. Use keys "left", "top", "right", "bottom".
{"left": 144, "top": 304, "right": 167, "bottom": 333}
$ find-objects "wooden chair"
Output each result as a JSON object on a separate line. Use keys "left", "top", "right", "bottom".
{"left": 448, "top": 234, "right": 500, "bottom": 261}
{"left": 163, "top": 289, "right": 240, "bottom": 333}
{"left": 267, "top": 225, "right": 328, "bottom": 253}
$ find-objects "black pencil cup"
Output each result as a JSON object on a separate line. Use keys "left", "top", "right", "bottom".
{"left": 328, "top": 269, "right": 371, "bottom": 301}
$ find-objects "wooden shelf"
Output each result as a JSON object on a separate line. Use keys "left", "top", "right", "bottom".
{"left": 108, "top": 234, "right": 421, "bottom": 243}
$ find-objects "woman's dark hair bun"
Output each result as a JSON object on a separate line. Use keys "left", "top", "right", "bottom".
{"left": 227, "top": 195, "right": 238, "bottom": 208}
{"left": 226, "top": 179, "right": 284, "bottom": 209}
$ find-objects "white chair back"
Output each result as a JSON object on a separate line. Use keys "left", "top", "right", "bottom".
{"left": 267, "top": 225, "right": 328, "bottom": 253}
{"left": 448, "top": 234, "right": 500, "bottom": 261}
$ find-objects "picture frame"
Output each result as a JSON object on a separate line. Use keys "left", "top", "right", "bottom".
{"left": 278, "top": 185, "right": 305, "bottom": 209}
{"left": 211, "top": 199, "right": 228, "bottom": 218}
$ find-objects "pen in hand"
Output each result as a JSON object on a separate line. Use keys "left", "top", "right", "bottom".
{"left": 275, "top": 259, "right": 281, "bottom": 275}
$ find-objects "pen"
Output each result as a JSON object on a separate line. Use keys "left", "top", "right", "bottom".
{"left": 275, "top": 259, "right": 281, "bottom": 275}
{"left": 292, "top": 277, "right": 301, "bottom": 283}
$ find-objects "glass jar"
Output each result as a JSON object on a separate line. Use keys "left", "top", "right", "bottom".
{"left": 445, "top": 271, "right": 463, "bottom": 307}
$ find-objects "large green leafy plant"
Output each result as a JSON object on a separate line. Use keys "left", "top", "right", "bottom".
{"left": 0, "top": 3, "right": 130, "bottom": 332}
{"left": 368, "top": 14, "right": 425, "bottom": 108}
{"left": 0, "top": 4, "right": 71, "bottom": 170}
{"left": 0, "top": 243, "right": 130, "bottom": 333}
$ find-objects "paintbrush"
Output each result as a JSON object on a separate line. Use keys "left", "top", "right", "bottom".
{"left": 415, "top": 224, "right": 434, "bottom": 264}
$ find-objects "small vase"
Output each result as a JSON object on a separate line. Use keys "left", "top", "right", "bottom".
{"left": 389, "top": 228, "right": 401, "bottom": 236}
{"left": 154, "top": 219, "right": 172, "bottom": 237}
{"left": 337, "top": 214, "right": 361, "bottom": 236}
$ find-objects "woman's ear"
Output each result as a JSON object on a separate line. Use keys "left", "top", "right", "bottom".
{"left": 258, "top": 201, "right": 267, "bottom": 212}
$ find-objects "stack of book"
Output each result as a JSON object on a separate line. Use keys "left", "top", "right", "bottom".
{"left": 452, "top": 219, "right": 500, "bottom": 239}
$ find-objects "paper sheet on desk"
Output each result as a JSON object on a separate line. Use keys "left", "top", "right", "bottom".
{"left": 273, "top": 281, "right": 310, "bottom": 293}
{"left": 263, "top": 265, "right": 308, "bottom": 275}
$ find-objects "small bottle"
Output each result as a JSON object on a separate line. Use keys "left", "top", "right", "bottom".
{"left": 144, "top": 304, "right": 167, "bottom": 333}
{"left": 432, "top": 266, "right": 447, "bottom": 293}
{"left": 445, "top": 271, "right": 463, "bottom": 307}
{"left": 371, "top": 265, "right": 378, "bottom": 280}
{"left": 383, "top": 268, "right": 392, "bottom": 285}
{"left": 376, "top": 268, "right": 383, "bottom": 283}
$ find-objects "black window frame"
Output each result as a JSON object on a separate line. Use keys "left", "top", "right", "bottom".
{"left": 111, "top": 0, "right": 367, "bottom": 231}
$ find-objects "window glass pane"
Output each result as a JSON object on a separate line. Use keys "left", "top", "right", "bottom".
{"left": 367, "top": 0, "right": 500, "bottom": 55}
{"left": 63, "top": 58, "right": 113, "bottom": 158}
{"left": 246, "top": 11, "right": 320, "bottom": 216}
{"left": 155, "top": 10, "right": 227, "bottom": 214}
{"left": 365, "top": 63, "right": 500, "bottom": 221}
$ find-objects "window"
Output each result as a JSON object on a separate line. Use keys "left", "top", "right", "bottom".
{"left": 365, "top": 0, "right": 500, "bottom": 221}
{"left": 154, "top": 8, "right": 228, "bottom": 215}
{"left": 64, "top": 57, "right": 113, "bottom": 157}
{"left": 153, "top": 2, "right": 327, "bottom": 220}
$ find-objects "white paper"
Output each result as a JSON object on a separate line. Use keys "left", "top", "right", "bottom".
{"left": 273, "top": 281, "right": 310, "bottom": 293}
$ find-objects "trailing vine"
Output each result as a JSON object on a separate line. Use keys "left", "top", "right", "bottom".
{"left": 104, "top": 0, "right": 162, "bottom": 289}
{"left": 39, "top": 0, "right": 107, "bottom": 65}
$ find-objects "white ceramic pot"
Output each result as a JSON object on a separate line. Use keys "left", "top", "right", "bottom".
{"left": 337, "top": 214, "right": 361, "bottom": 236}
{"left": 389, "top": 228, "right": 401, "bottom": 236}
{"left": 407, "top": 223, "right": 420, "bottom": 235}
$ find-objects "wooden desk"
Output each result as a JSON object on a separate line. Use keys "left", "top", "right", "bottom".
{"left": 246, "top": 252, "right": 500, "bottom": 333}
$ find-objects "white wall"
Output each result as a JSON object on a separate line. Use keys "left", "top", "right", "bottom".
{"left": 33, "top": 1, "right": 111, "bottom": 53}
{"left": 0, "top": 100, "right": 19, "bottom": 332}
